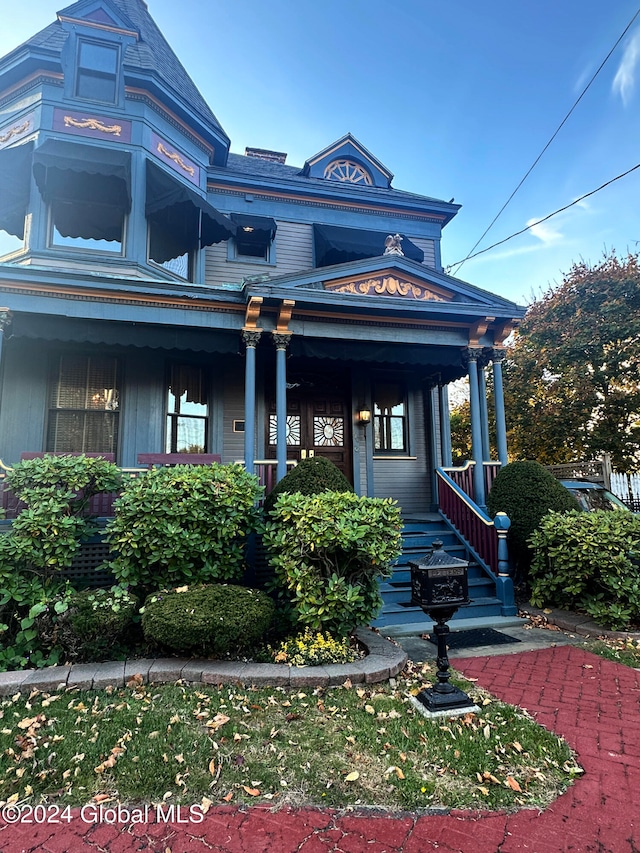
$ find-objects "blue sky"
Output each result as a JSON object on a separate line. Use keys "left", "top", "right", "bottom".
{"left": 2, "top": 0, "right": 640, "bottom": 306}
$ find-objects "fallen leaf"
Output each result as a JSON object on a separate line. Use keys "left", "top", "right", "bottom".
{"left": 223, "top": 791, "right": 234, "bottom": 802}
{"left": 208, "top": 759, "right": 216, "bottom": 776}
{"left": 512, "top": 741, "right": 523, "bottom": 753}
{"left": 364, "top": 705, "right": 375, "bottom": 715}
{"left": 93, "top": 794, "right": 111, "bottom": 803}
{"left": 344, "top": 771, "right": 360, "bottom": 782}
{"left": 506, "top": 776, "right": 522, "bottom": 792}
{"left": 200, "top": 797, "right": 213, "bottom": 814}
{"left": 205, "top": 713, "right": 230, "bottom": 731}
{"left": 477, "top": 785, "right": 490, "bottom": 795}
{"left": 126, "top": 674, "right": 144, "bottom": 688}
{"left": 242, "top": 786, "right": 260, "bottom": 796}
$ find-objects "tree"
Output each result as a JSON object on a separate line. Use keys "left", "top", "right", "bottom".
{"left": 504, "top": 251, "right": 640, "bottom": 468}
{"left": 449, "top": 400, "right": 472, "bottom": 464}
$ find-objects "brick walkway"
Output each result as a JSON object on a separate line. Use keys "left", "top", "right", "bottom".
{"left": 0, "top": 645, "right": 638, "bottom": 852}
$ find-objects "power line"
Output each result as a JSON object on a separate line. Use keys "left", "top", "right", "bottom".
{"left": 447, "top": 160, "right": 640, "bottom": 269}
{"left": 450, "top": 6, "right": 640, "bottom": 276}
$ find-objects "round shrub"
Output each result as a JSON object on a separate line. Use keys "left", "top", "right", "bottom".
{"left": 105, "top": 464, "right": 262, "bottom": 594}
{"left": 264, "top": 456, "right": 353, "bottom": 513}
{"left": 36, "top": 586, "right": 138, "bottom": 662}
{"left": 141, "top": 584, "right": 275, "bottom": 656}
{"left": 487, "top": 461, "right": 578, "bottom": 573}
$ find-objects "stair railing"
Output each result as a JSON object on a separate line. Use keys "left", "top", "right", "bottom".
{"left": 436, "top": 466, "right": 516, "bottom": 616}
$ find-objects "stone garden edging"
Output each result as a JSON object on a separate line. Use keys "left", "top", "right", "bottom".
{"left": 0, "top": 628, "right": 408, "bottom": 695}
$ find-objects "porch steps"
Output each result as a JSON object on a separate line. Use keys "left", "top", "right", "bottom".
{"left": 372, "top": 514, "right": 512, "bottom": 631}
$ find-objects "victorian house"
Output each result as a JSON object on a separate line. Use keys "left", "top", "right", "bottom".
{"left": 0, "top": 0, "right": 525, "bottom": 628}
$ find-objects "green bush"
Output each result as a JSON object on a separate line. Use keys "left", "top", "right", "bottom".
{"left": 487, "top": 461, "right": 578, "bottom": 574}
{"left": 263, "top": 456, "right": 353, "bottom": 513}
{"left": 529, "top": 510, "right": 640, "bottom": 630}
{"left": 0, "top": 454, "right": 123, "bottom": 671}
{"left": 105, "top": 464, "right": 262, "bottom": 594}
{"left": 36, "top": 585, "right": 138, "bottom": 662}
{"left": 263, "top": 491, "right": 403, "bottom": 636}
{"left": 141, "top": 584, "right": 275, "bottom": 656}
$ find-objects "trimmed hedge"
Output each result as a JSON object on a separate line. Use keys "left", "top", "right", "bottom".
{"left": 105, "top": 464, "right": 262, "bottom": 593}
{"left": 263, "top": 456, "right": 353, "bottom": 513}
{"left": 529, "top": 509, "right": 640, "bottom": 630}
{"left": 141, "top": 584, "right": 275, "bottom": 656}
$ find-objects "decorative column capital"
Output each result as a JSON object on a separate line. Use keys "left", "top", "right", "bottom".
{"left": 463, "top": 346, "right": 484, "bottom": 365}
{"left": 491, "top": 347, "right": 507, "bottom": 364}
{"left": 242, "top": 328, "right": 262, "bottom": 348}
{"left": 272, "top": 331, "right": 292, "bottom": 351}
{"left": 0, "top": 308, "right": 12, "bottom": 332}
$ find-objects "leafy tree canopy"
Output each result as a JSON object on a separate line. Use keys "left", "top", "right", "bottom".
{"left": 504, "top": 251, "right": 640, "bottom": 468}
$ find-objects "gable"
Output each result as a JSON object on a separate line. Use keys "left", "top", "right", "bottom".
{"left": 58, "top": 0, "right": 138, "bottom": 37}
{"left": 303, "top": 134, "right": 393, "bottom": 189}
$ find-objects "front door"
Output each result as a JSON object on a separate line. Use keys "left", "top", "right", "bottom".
{"left": 266, "top": 387, "right": 352, "bottom": 483}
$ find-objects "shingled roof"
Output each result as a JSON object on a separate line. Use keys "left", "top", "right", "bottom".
{"left": 2, "top": 0, "right": 229, "bottom": 148}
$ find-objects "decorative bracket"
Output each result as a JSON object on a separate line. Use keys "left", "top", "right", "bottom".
{"left": 244, "top": 296, "right": 263, "bottom": 330}
{"left": 276, "top": 299, "right": 295, "bottom": 333}
{"left": 468, "top": 317, "right": 495, "bottom": 346}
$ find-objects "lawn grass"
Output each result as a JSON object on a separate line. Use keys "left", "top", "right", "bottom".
{"left": 585, "top": 637, "right": 640, "bottom": 668}
{"left": 0, "top": 661, "right": 581, "bottom": 813}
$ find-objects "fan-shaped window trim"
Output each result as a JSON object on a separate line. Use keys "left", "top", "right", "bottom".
{"left": 323, "top": 159, "right": 373, "bottom": 185}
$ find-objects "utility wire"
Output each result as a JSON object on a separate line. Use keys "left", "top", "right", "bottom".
{"left": 450, "top": 6, "right": 640, "bottom": 276}
{"left": 447, "top": 160, "right": 640, "bottom": 268}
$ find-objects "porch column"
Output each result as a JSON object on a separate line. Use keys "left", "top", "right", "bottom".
{"left": 478, "top": 363, "right": 491, "bottom": 462}
{"left": 0, "top": 309, "right": 11, "bottom": 367}
{"left": 438, "top": 382, "right": 453, "bottom": 467}
{"left": 492, "top": 349, "right": 509, "bottom": 467}
{"left": 466, "top": 347, "right": 486, "bottom": 509}
{"left": 272, "top": 331, "right": 291, "bottom": 483}
{"left": 242, "top": 329, "right": 262, "bottom": 476}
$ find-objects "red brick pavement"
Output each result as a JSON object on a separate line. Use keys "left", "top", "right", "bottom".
{"left": 0, "top": 645, "right": 638, "bottom": 852}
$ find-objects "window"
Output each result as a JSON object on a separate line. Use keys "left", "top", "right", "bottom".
{"left": 229, "top": 213, "right": 276, "bottom": 263}
{"left": 373, "top": 382, "right": 407, "bottom": 453}
{"left": 166, "top": 364, "right": 209, "bottom": 453}
{"left": 50, "top": 198, "right": 124, "bottom": 254}
{"left": 76, "top": 40, "right": 119, "bottom": 103}
{"left": 47, "top": 354, "right": 120, "bottom": 454}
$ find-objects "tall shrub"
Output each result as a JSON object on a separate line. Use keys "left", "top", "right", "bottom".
{"left": 529, "top": 510, "right": 640, "bottom": 630}
{"left": 105, "top": 464, "right": 262, "bottom": 593}
{"left": 487, "top": 461, "right": 578, "bottom": 574}
{"left": 263, "top": 491, "right": 402, "bottom": 636}
{"left": 0, "top": 454, "right": 123, "bottom": 670}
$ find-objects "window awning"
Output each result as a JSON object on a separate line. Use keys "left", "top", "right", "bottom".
{"left": 33, "top": 138, "right": 131, "bottom": 209}
{"left": 0, "top": 141, "right": 34, "bottom": 239}
{"left": 230, "top": 213, "right": 277, "bottom": 240}
{"left": 313, "top": 223, "right": 424, "bottom": 267}
{"left": 146, "top": 160, "right": 236, "bottom": 263}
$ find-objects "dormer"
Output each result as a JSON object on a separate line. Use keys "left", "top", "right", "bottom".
{"left": 302, "top": 133, "right": 393, "bottom": 189}
{"left": 58, "top": 0, "right": 139, "bottom": 110}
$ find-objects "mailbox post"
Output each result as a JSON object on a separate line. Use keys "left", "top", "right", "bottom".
{"left": 409, "top": 540, "right": 476, "bottom": 714}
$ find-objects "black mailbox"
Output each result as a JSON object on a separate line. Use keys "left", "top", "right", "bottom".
{"left": 409, "top": 540, "right": 469, "bottom": 610}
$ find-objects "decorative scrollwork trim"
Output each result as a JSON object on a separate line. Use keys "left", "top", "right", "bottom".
{"left": 327, "top": 275, "right": 448, "bottom": 302}
{"left": 157, "top": 142, "right": 195, "bottom": 176}
{"left": 0, "top": 121, "right": 31, "bottom": 144}
{"left": 64, "top": 116, "right": 122, "bottom": 135}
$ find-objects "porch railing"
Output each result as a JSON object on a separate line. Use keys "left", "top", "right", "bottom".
{"left": 437, "top": 467, "right": 499, "bottom": 575}
{"left": 0, "top": 457, "right": 295, "bottom": 519}
{"left": 442, "top": 461, "right": 502, "bottom": 501}
{"left": 436, "top": 466, "right": 516, "bottom": 616}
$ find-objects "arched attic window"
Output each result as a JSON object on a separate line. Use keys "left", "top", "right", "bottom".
{"left": 323, "top": 159, "right": 373, "bottom": 185}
